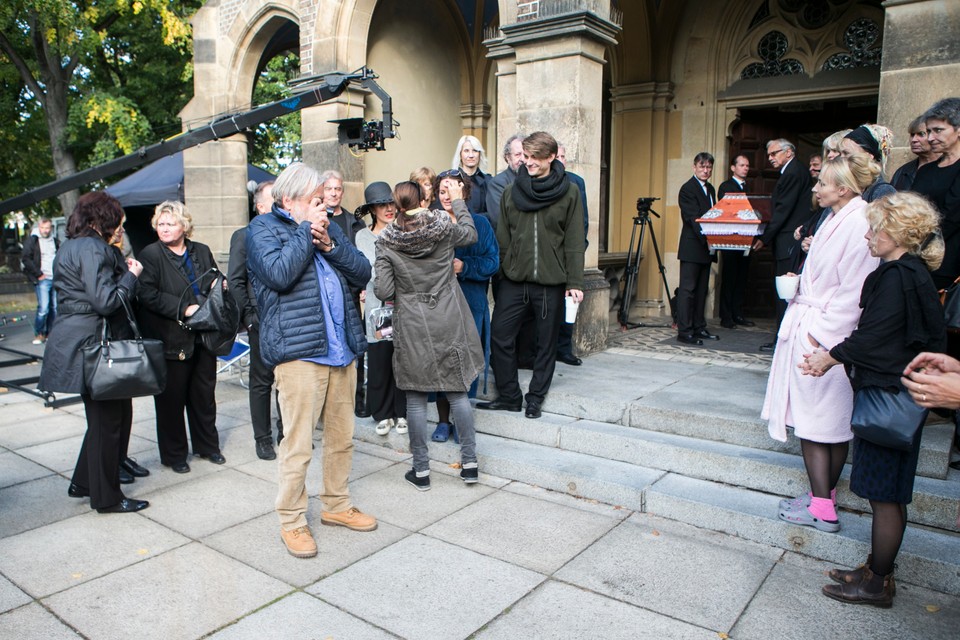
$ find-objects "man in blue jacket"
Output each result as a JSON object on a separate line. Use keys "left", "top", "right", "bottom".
{"left": 247, "top": 163, "right": 376, "bottom": 559}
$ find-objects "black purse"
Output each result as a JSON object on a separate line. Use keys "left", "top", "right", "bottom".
{"left": 82, "top": 290, "right": 167, "bottom": 400}
{"left": 939, "top": 275, "right": 960, "bottom": 333}
{"left": 177, "top": 268, "right": 240, "bottom": 356}
{"left": 850, "top": 385, "right": 926, "bottom": 451}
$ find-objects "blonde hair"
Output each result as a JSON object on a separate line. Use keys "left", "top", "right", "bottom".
{"left": 152, "top": 200, "right": 193, "bottom": 238}
{"left": 818, "top": 155, "right": 879, "bottom": 196}
{"left": 866, "top": 193, "right": 944, "bottom": 270}
{"left": 410, "top": 166, "right": 436, "bottom": 185}
{"left": 822, "top": 129, "right": 852, "bottom": 159}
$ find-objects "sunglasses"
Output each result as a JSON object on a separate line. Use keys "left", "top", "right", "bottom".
{"left": 437, "top": 169, "right": 462, "bottom": 180}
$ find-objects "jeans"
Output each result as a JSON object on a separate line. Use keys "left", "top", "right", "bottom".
{"left": 406, "top": 390, "right": 476, "bottom": 473}
{"left": 34, "top": 277, "right": 56, "bottom": 336}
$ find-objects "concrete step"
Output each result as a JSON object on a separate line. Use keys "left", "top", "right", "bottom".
{"left": 645, "top": 473, "right": 960, "bottom": 597}
{"left": 464, "top": 408, "right": 960, "bottom": 532}
{"left": 354, "top": 424, "right": 960, "bottom": 596}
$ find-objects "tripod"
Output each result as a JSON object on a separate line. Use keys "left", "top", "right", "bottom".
{"left": 618, "top": 197, "right": 674, "bottom": 329}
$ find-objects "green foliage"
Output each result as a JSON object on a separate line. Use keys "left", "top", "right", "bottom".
{"left": 249, "top": 52, "right": 302, "bottom": 175}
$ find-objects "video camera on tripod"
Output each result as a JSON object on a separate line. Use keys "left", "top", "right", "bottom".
{"left": 617, "top": 196, "right": 675, "bottom": 329}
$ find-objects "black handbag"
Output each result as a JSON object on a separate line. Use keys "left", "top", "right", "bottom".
{"left": 82, "top": 290, "right": 167, "bottom": 400}
{"left": 177, "top": 268, "right": 240, "bottom": 356}
{"left": 939, "top": 275, "right": 960, "bottom": 333}
{"left": 850, "top": 385, "right": 926, "bottom": 451}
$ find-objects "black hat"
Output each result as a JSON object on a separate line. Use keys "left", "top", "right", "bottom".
{"left": 356, "top": 182, "right": 394, "bottom": 216}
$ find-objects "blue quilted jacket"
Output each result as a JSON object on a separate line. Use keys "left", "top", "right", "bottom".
{"left": 246, "top": 206, "right": 370, "bottom": 368}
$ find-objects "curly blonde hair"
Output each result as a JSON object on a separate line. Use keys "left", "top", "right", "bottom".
{"left": 866, "top": 192, "right": 944, "bottom": 270}
{"left": 152, "top": 200, "right": 193, "bottom": 238}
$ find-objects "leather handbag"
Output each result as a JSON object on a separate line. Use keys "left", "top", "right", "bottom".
{"left": 82, "top": 290, "right": 167, "bottom": 400}
{"left": 850, "top": 385, "right": 926, "bottom": 451}
{"left": 938, "top": 275, "right": 960, "bottom": 334}
{"left": 177, "top": 268, "right": 240, "bottom": 356}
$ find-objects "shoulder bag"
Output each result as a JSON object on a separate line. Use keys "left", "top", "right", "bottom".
{"left": 177, "top": 268, "right": 240, "bottom": 356}
{"left": 850, "top": 385, "right": 926, "bottom": 451}
{"left": 82, "top": 290, "right": 167, "bottom": 400}
{"left": 938, "top": 275, "right": 960, "bottom": 334}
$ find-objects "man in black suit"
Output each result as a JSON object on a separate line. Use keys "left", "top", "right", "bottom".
{"left": 717, "top": 155, "right": 755, "bottom": 329}
{"left": 753, "top": 139, "right": 811, "bottom": 351}
{"left": 676, "top": 152, "right": 719, "bottom": 346}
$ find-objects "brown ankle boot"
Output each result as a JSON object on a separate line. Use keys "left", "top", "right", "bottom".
{"left": 822, "top": 566, "right": 894, "bottom": 608}
{"left": 828, "top": 555, "right": 896, "bottom": 595}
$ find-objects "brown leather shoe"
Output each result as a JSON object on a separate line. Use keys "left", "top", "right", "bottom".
{"left": 320, "top": 506, "right": 378, "bottom": 532}
{"left": 822, "top": 566, "right": 893, "bottom": 608}
{"left": 280, "top": 525, "right": 317, "bottom": 558}
{"left": 828, "top": 555, "right": 896, "bottom": 596}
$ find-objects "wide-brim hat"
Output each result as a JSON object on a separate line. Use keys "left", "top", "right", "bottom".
{"left": 356, "top": 181, "right": 394, "bottom": 216}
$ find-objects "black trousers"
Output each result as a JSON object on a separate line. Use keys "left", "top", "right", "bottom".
{"left": 719, "top": 251, "right": 750, "bottom": 323}
{"left": 676, "top": 261, "right": 710, "bottom": 335}
{"left": 490, "top": 279, "right": 565, "bottom": 404}
{"left": 366, "top": 340, "right": 406, "bottom": 421}
{"left": 155, "top": 348, "right": 220, "bottom": 465}
{"left": 73, "top": 396, "right": 131, "bottom": 509}
{"left": 248, "top": 326, "right": 282, "bottom": 444}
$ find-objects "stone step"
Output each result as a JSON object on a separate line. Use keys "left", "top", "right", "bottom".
{"left": 645, "top": 473, "right": 960, "bottom": 597}
{"left": 355, "top": 424, "right": 960, "bottom": 596}
{"left": 464, "top": 409, "right": 960, "bottom": 532}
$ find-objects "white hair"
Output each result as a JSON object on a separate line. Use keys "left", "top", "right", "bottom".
{"left": 451, "top": 135, "right": 489, "bottom": 173}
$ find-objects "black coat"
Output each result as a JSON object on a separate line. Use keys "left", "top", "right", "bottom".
{"left": 761, "top": 157, "right": 813, "bottom": 260}
{"left": 228, "top": 226, "right": 258, "bottom": 330}
{"left": 21, "top": 233, "right": 59, "bottom": 284}
{"left": 136, "top": 239, "right": 219, "bottom": 361}
{"left": 38, "top": 236, "right": 138, "bottom": 394}
{"left": 677, "top": 176, "right": 716, "bottom": 264}
{"left": 717, "top": 177, "right": 744, "bottom": 200}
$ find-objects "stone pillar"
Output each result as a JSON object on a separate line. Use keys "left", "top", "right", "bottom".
{"left": 499, "top": 7, "right": 621, "bottom": 353}
{"left": 301, "top": 87, "right": 367, "bottom": 210}
{"left": 485, "top": 37, "right": 518, "bottom": 175}
{"left": 609, "top": 82, "right": 675, "bottom": 314}
{"left": 879, "top": 0, "right": 960, "bottom": 169}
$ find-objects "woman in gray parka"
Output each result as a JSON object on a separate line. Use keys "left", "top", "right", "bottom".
{"left": 374, "top": 180, "right": 484, "bottom": 491}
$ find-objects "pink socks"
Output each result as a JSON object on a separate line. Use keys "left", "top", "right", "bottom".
{"left": 809, "top": 496, "right": 838, "bottom": 522}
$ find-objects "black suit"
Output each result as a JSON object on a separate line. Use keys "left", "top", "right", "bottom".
{"left": 717, "top": 178, "right": 749, "bottom": 324}
{"left": 676, "top": 176, "right": 716, "bottom": 335}
{"left": 760, "top": 157, "right": 812, "bottom": 321}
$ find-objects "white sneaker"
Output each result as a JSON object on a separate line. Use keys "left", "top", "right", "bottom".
{"left": 394, "top": 418, "right": 408, "bottom": 435}
{"left": 375, "top": 418, "right": 394, "bottom": 436}
{"left": 31, "top": 337, "right": 44, "bottom": 345}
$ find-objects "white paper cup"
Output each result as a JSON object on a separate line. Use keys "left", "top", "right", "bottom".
{"left": 775, "top": 275, "right": 800, "bottom": 301}
{"left": 565, "top": 296, "right": 580, "bottom": 323}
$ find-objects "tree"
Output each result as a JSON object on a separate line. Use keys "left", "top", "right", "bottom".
{"left": 0, "top": 1, "right": 199, "bottom": 217}
{"left": 249, "top": 52, "right": 302, "bottom": 174}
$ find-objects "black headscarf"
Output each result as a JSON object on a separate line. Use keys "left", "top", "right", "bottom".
{"left": 844, "top": 126, "right": 883, "bottom": 163}
{"left": 511, "top": 160, "right": 569, "bottom": 212}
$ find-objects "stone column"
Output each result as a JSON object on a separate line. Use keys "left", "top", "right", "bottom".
{"left": 878, "top": 0, "right": 960, "bottom": 169}
{"left": 301, "top": 87, "right": 367, "bottom": 210}
{"left": 499, "top": 8, "right": 621, "bottom": 353}
{"left": 485, "top": 37, "right": 518, "bottom": 175}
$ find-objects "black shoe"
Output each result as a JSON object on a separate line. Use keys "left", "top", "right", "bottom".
{"left": 525, "top": 400, "right": 542, "bottom": 419}
{"left": 256, "top": 439, "right": 276, "bottom": 461}
{"left": 556, "top": 353, "right": 582, "bottom": 366}
{"left": 476, "top": 398, "right": 522, "bottom": 412}
{"left": 68, "top": 482, "right": 89, "bottom": 498}
{"left": 120, "top": 457, "right": 150, "bottom": 477}
{"left": 404, "top": 468, "right": 431, "bottom": 491}
{"left": 677, "top": 334, "right": 703, "bottom": 346}
{"left": 97, "top": 497, "right": 149, "bottom": 513}
{"left": 734, "top": 316, "right": 756, "bottom": 327}
{"left": 167, "top": 461, "right": 191, "bottom": 474}
{"left": 720, "top": 320, "right": 736, "bottom": 329}
{"left": 759, "top": 342, "right": 775, "bottom": 352}
{"left": 696, "top": 329, "right": 720, "bottom": 341}
{"left": 354, "top": 403, "right": 371, "bottom": 418}
{"left": 119, "top": 467, "right": 135, "bottom": 484}
{"left": 200, "top": 452, "right": 226, "bottom": 465}
{"left": 276, "top": 433, "right": 284, "bottom": 446}
{"left": 460, "top": 465, "right": 479, "bottom": 484}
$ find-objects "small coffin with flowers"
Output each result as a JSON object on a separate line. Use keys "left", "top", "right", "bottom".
{"left": 696, "top": 193, "right": 772, "bottom": 255}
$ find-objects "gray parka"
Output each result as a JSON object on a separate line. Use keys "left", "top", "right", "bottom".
{"left": 373, "top": 201, "right": 483, "bottom": 392}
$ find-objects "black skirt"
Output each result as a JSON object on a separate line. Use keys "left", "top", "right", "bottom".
{"left": 849, "top": 424, "right": 924, "bottom": 504}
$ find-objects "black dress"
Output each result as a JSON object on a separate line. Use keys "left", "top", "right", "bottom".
{"left": 829, "top": 255, "right": 946, "bottom": 503}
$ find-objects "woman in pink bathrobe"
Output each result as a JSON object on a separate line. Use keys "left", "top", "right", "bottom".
{"left": 762, "top": 155, "right": 882, "bottom": 532}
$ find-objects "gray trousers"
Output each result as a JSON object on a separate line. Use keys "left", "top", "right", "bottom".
{"left": 406, "top": 391, "right": 477, "bottom": 472}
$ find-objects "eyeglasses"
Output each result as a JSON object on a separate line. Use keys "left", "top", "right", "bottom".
{"left": 437, "top": 169, "right": 462, "bottom": 180}
{"left": 767, "top": 148, "right": 784, "bottom": 157}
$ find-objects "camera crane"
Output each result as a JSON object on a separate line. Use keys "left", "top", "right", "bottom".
{"left": 0, "top": 67, "right": 396, "bottom": 217}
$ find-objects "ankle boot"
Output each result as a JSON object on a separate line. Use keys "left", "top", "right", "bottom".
{"left": 822, "top": 565, "right": 894, "bottom": 608}
{"left": 828, "top": 554, "right": 896, "bottom": 596}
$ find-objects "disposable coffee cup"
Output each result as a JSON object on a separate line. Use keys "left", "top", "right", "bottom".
{"left": 565, "top": 296, "right": 580, "bottom": 323}
{"left": 775, "top": 275, "right": 800, "bottom": 301}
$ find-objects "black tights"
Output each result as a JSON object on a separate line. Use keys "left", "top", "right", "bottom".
{"left": 869, "top": 501, "right": 908, "bottom": 577}
{"left": 800, "top": 438, "right": 848, "bottom": 498}
{"left": 437, "top": 397, "right": 450, "bottom": 424}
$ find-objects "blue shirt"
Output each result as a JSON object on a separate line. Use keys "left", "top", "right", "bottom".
{"left": 275, "top": 206, "right": 355, "bottom": 367}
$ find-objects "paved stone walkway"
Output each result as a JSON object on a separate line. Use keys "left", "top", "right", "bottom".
{"left": 1, "top": 321, "right": 958, "bottom": 638}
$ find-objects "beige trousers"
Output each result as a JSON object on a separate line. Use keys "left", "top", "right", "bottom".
{"left": 274, "top": 359, "right": 357, "bottom": 530}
